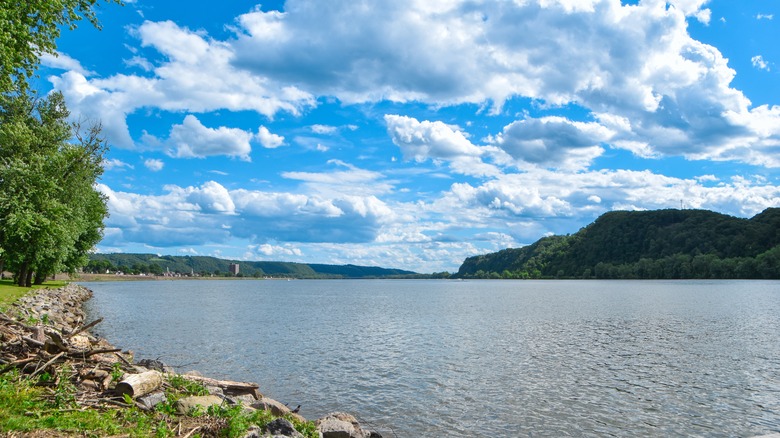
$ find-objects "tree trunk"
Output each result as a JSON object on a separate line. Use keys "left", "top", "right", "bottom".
{"left": 17, "top": 262, "right": 28, "bottom": 287}
{"left": 115, "top": 371, "right": 163, "bottom": 399}
{"left": 33, "top": 271, "right": 46, "bottom": 285}
{"left": 24, "top": 269, "right": 33, "bottom": 287}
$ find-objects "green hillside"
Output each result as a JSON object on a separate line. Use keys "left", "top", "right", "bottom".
{"left": 457, "top": 208, "right": 780, "bottom": 279}
{"left": 85, "top": 254, "right": 416, "bottom": 279}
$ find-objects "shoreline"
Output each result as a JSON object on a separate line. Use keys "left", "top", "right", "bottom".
{"left": 1, "top": 284, "right": 384, "bottom": 438}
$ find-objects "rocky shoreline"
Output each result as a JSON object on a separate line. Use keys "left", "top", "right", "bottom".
{"left": 1, "top": 284, "right": 384, "bottom": 438}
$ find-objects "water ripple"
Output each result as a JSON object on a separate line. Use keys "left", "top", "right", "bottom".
{"left": 83, "top": 279, "right": 780, "bottom": 437}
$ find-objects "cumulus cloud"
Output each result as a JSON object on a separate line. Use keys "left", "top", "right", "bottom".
{"left": 40, "top": 52, "right": 95, "bottom": 76}
{"left": 385, "top": 114, "right": 500, "bottom": 177}
{"left": 46, "top": 1, "right": 780, "bottom": 167}
{"left": 438, "top": 169, "right": 780, "bottom": 223}
{"left": 96, "top": 179, "right": 400, "bottom": 250}
{"left": 50, "top": 20, "right": 315, "bottom": 148}
{"left": 756, "top": 14, "right": 774, "bottom": 20}
{"left": 144, "top": 158, "right": 164, "bottom": 171}
{"left": 143, "top": 115, "right": 253, "bottom": 160}
{"left": 256, "top": 126, "right": 285, "bottom": 148}
{"left": 489, "top": 117, "right": 612, "bottom": 170}
{"left": 251, "top": 243, "right": 303, "bottom": 257}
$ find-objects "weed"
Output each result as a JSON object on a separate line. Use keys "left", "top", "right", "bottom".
{"left": 111, "top": 362, "right": 123, "bottom": 381}
{"left": 167, "top": 374, "right": 209, "bottom": 396}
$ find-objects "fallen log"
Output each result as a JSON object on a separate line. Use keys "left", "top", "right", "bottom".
{"left": 174, "top": 373, "right": 259, "bottom": 391}
{"left": 115, "top": 370, "right": 163, "bottom": 399}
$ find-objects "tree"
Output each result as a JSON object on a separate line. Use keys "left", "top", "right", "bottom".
{"left": 0, "top": 91, "right": 108, "bottom": 286}
{"left": 0, "top": 0, "right": 122, "bottom": 93}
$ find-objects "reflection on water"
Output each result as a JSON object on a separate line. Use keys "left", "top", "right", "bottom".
{"left": 83, "top": 279, "right": 780, "bottom": 437}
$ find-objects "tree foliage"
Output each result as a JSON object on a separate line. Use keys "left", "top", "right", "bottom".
{"left": 0, "top": 0, "right": 121, "bottom": 93}
{"left": 457, "top": 208, "right": 780, "bottom": 279}
{"left": 85, "top": 253, "right": 418, "bottom": 278}
{"left": 0, "top": 91, "right": 108, "bottom": 286}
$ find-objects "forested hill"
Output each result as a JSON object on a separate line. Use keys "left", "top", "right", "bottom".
{"left": 457, "top": 208, "right": 780, "bottom": 279}
{"left": 85, "top": 254, "right": 417, "bottom": 279}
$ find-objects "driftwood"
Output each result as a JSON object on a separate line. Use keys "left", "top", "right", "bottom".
{"left": 116, "top": 370, "right": 163, "bottom": 398}
{"left": 175, "top": 374, "right": 259, "bottom": 391}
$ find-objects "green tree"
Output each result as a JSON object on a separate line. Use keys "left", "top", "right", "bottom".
{"left": 0, "top": 0, "right": 122, "bottom": 93}
{"left": 0, "top": 91, "right": 108, "bottom": 286}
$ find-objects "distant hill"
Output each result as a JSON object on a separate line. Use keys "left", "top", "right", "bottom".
{"left": 85, "top": 254, "right": 417, "bottom": 279}
{"left": 456, "top": 208, "right": 780, "bottom": 279}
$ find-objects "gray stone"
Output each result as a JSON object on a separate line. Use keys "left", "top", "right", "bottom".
{"left": 136, "top": 358, "right": 175, "bottom": 373}
{"left": 266, "top": 418, "right": 303, "bottom": 438}
{"left": 242, "top": 425, "right": 262, "bottom": 438}
{"left": 250, "top": 397, "right": 291, "bottom": 416}
{"left": 206, "top": 385, "right": 225, "bottom": 396}
{"left": 315, "top": 412, "right": 381, "bottom": 438}
{"left": 137, "top": 391, "right": 167, "bottom": 410}
{"left": 175, "top": 395, "right": 224, "bottom": 415}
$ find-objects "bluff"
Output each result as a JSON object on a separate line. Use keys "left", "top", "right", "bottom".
{"left": 86, "top": 254, "right": 417, "bottom": 279}
{"left": 456, "top": 208, "right": 780, "bottom": 279}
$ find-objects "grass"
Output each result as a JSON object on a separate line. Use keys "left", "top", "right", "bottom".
{"left": 0, "top": 279, "right": 320, "bottom": 437}
{"left": 0, "top": 369, "right": 319, "bottom": 438}
{"left": 0, "top": 279, "right": 68, "bottom": 312}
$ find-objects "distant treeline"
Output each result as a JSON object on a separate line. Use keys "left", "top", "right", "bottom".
{"left": 457, "top": 208, "right": 780, "bottom": 279}
{"left": 85, "top": 254, "right": 417, "bottom": 279}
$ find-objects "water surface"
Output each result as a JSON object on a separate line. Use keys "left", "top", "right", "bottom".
{"left": 83, "top": 279, "right": 780, "bottom": 437}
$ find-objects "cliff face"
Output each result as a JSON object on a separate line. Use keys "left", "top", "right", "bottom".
{"left": 456, "top": 208, "right": 780, "bottom": 279}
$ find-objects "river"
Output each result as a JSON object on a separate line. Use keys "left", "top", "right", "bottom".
{"left": 82, "top": 279, "right": 780, "bottom": 437}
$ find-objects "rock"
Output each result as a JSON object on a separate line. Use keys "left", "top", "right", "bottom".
{"left": 137, "top": 391, "right": 168, "bottom": 410}
{"left": 175, "top": 395, "right": 224, "bottom": 415}
{"left": 206, "top": 385, "right": 224, "bottom": 396}
{"left": 184, "top": 370, "right": 203, "bottom": 377}
{"left": 265, "top": 418, "right": 303, "bottom": 438}
{"left": 242, "top": 425, "right": 262, "bottom": 438}
{"left": 250, "top": 397, "right": 291, "bottom": 416}
{"left": 315, "top": 412, "right": 381, "bottom": 438}
{"left": 70, "top": 334, "right": 92, "bottom": 349}
{"left": 136, "top": 358, "right": 175, "bottom": 373}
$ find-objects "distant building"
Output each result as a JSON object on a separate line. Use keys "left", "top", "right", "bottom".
{"left": 229, "top": 263, "right": 240, "bottom": 275}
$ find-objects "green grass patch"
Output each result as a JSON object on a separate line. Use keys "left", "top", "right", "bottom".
{"left": 0, "top": 370, "right": 161, "bottom": 437}
{"left": 0, "top": 370, "right": 319, "bottom": 437}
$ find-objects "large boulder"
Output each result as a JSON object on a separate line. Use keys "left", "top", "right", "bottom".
{"left": 175, "top": 395, "right": 224, "bottom": 415}
{"left": 250, "top": 397, "right": 291, "bottom": 417}
{"left": 265, "top": 418, "right": 303, "bottom": 437}
{"left": 315, "top": 412, "right": 382, "bottom": 438}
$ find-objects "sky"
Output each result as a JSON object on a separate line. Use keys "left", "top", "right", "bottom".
{"left": 35, "top": 0, "right": 780, "bottom": 273}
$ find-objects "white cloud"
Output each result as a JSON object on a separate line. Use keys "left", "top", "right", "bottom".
{"left": 255, "top": 126, "right": 285, "bottom": 148}
{"left": 50, "top": 20, "right": 315, "bottom": 149}
{"left": 104, "top": 158, "right": 134, "bottom": 171}
{"left": 311, "top": 124, "right": 338, "bottom": 134}
{"left": 251, "top": 243, "right": 303, "bottom": 257}
{"left": 385, "top": 114, "right": 500, "bottom": 177}
{"left": 124, "top": 55, "right": 153, "bottom": 72}
{"left": 281, "top": 160, "right": 392, "bottom": 196}
{"left": 143, "top": 115, "right": 253, "bottom": 160}
{"left": 489, "top": 116, "right": 611, "bottom": 170}
{"left": 751, "top": 55, "right": 770, "bottom": 71}
{"left": 46, "top": 1, "right": 780, "bottom": 168}
{"left": 40, "top": 51, "right": 95, "bottom": 76}
{"left": 184, "top": 181, "right": 236, "bottom": 214}
{"left": 144, "top": 158, "right": 164, "bottom": 171}
{"left": 757, "top": 14, "right": 774, "bottom": 20}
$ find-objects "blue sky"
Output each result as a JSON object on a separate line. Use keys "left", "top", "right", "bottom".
{"left": 37, "top": 0, "right": 780, "bottom": 273}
